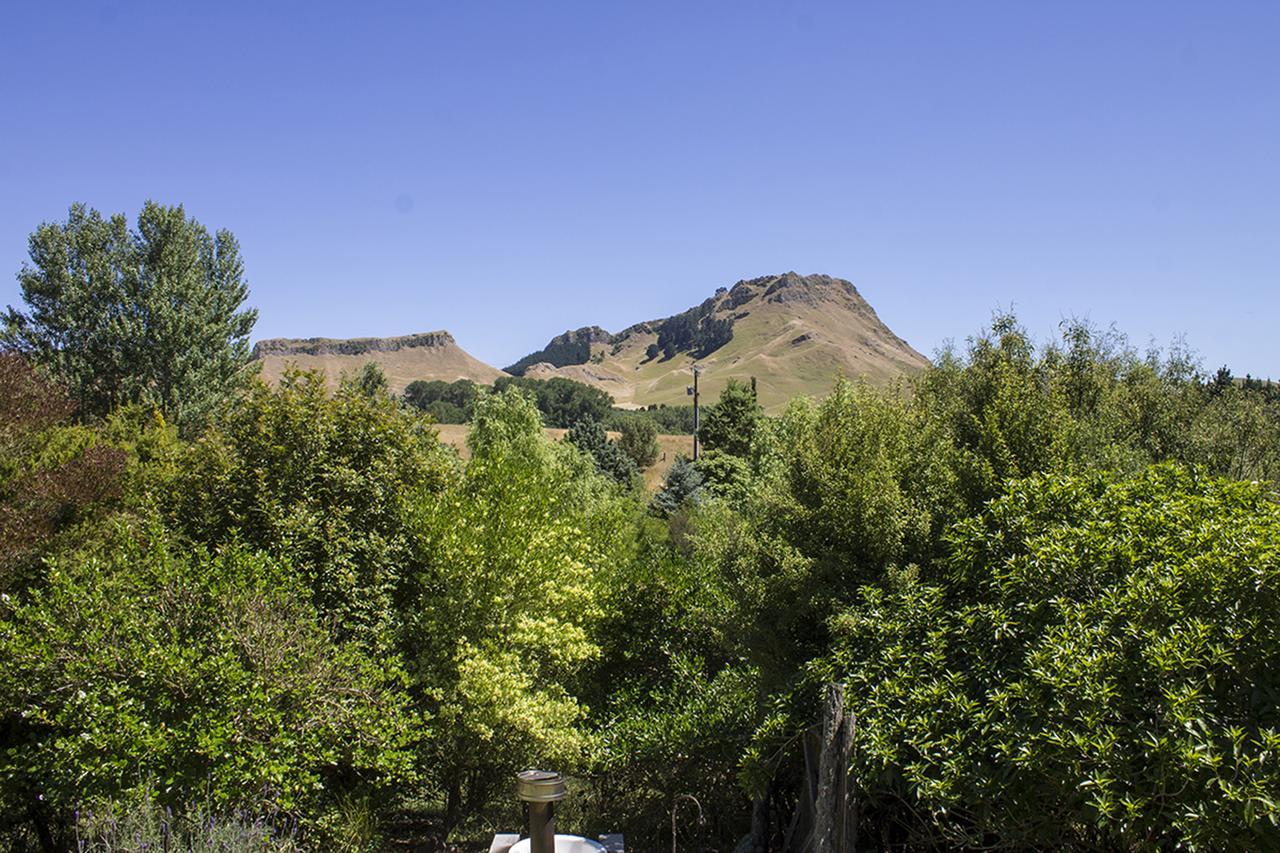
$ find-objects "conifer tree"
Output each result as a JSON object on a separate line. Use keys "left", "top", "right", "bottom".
{"left": 650, "top": 454, "right": 704, "bottom": 516}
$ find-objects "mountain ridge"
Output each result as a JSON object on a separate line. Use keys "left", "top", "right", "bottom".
{"left": 252, "top": 273, "right": 928, "bottom": 409}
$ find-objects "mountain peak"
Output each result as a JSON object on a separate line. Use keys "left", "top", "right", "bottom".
{"left": 509, "top": 272, "right": 926, "bottom": 410}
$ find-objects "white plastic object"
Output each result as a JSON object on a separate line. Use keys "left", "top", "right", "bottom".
{"left": 508, "top": 835, "right": 607, "bottom": 853}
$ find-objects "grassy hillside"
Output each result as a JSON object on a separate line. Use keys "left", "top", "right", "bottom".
{"left": 521, "top": 272, "right": 928, "bottom": 411}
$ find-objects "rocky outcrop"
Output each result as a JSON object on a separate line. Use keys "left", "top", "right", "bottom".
{"left": 253, "top": 330, "right": 505, "bottom": 393}
{"left": 252, "top": 331, "right": 456, "bottom": 359}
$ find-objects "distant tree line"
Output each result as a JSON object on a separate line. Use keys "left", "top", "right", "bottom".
{"left": 404, "top": 375, "right": 697, "bottom": 434}
{"left": 605, "top": 403, "right": 696, "bottom": 434}
{"left": 403, "top": 378, "right": 478, "bottom": 423}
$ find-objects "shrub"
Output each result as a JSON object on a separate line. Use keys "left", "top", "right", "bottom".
{"left": 150, "top": 371, "right": 455, "bottom": 647}
{"left": 0, "top": 532, "right": 415, "bottom": 848}
{"left": 0, "top": 354, "right": 126, "bottom": 594}
{"left": 831, "top": 465, "right": 1280, "bottom": 848}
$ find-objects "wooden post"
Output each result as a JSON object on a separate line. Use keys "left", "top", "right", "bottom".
{"left": 814, "top": 683, "right": 855, "bottom": 853}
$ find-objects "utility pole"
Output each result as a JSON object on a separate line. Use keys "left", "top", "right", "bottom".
{"left": 688, "top": 364, "right": 703, "bottom": 460}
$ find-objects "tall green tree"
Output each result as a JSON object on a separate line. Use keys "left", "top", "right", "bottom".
{"left": 3, "top": 202, "right": 257, "bottom": 434}
{"left": 151, "top": 370, "right": 455, "bottom": 648}
{"left": 406, "top": 389, "right": 632, "bottom": 832}
{"left": 617, "top": 413, "right": 659, "bottom": 468}
{"left": 348, "top": 360, "right": 388, "bottom": 398}
{"left": 699, "top": 378, "right": 762, "bottom": 458}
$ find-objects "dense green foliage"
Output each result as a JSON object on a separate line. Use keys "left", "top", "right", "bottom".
{"left": 609, "top": 402, "right": 696, "bottom": 435}
{"left": 698, "top": 378, "right": 763, "bottom": 458}
{"left": 503, "top": 337, "right": 592, "bottom": 376}
{"left": 3, "top": 304, "right": 1278, "bottom": 851}
{"left": 403, "top": 378, "right": 478, "bottom": 423}
{"left": 567, "top": 417, "right": 639, "bottom": 486}
{"left": 834, "top": 466, "right": 1280, "bottom": 848}
{"left": 0, "top": 536, "right": 413, "bottom": 847}
{"left": 350, "top": 360, "right": 388, "bottom": 398}
{"left": 2, "top": 203, "right": 257, "bottom": 435}
{"left": 654, "top": 295, "right": 735, "bottom": 359}
{"left": 407, "top": 389, "right": 633, "bottom": 829}
{"left": 615, "top": 413, "right": 659, "bottom": 468}
{"left": 402, "top": 377, "right": 695, "bottom": 438}
{"left": 152, "top": 370, "right": 454, "bottom": 648}
{"left": 0, "top": 354, "right": 125, "bottom": 594}
{"left": 494, "top": 375, "right": 615, "bottom": 428}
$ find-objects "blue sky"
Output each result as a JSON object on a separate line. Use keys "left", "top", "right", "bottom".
{"left": 2, "top": 1, "right": 1277, "bottom": 374}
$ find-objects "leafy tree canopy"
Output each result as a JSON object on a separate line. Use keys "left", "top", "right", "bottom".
{"left": 830, "top": 465, "right": 1280, "bottom": 849}
{"left": 698, "top": 378, "right": 762, "bottom": 458}
{"left": 3, "top": 202, "right": 257, "bottom": 435}
{"left": 148, "top": 370, "right": 456, "bottom": 648}
{"left": 616, "top": 413, "right": 659, "bottom": 468}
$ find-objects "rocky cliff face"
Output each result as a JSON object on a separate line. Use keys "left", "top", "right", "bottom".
{"left": 252, "top": 331, "right": 456, "bottom": 359}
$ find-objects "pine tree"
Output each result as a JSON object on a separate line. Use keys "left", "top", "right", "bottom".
{"left": 650, "top": 455, "right": 704, "bottom": 516}
{"left": 567, "top": 417, "right": 637, "bottom": 485}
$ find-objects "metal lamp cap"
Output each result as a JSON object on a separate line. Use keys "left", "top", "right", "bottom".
{"left": 516, "top": 769, "right": 567, "bottom": 803}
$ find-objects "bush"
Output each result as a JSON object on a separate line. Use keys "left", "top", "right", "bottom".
{"left": 831, "top": 465, "right": 1280, "bottom": 848}
{"left": 0, "top": 354, "right": 126, "bottom": 594}
{"left": 0, "top": 532, "right": 414, "bottom": 848}
{"left": 150, "top": 371, "right": 456, "bottom": 647}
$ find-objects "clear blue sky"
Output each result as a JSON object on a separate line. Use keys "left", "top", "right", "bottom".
{"left": 2, "top": 1, "right": 1277, "bottom": 375}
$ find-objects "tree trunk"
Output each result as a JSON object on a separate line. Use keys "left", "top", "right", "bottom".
{"left": 749, "top": 779, "right": 773, "bottom": 852}
{"left": 27, "top": 800, "right": 56, "bottom": 853}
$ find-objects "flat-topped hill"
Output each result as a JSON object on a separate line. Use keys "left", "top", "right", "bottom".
{"left": 253, "top": 330, "right": 505, "bottom": 393}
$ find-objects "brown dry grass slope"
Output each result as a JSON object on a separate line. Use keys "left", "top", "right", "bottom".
{"left": 253, "top": 331, "right": 505, "bottom": 394}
